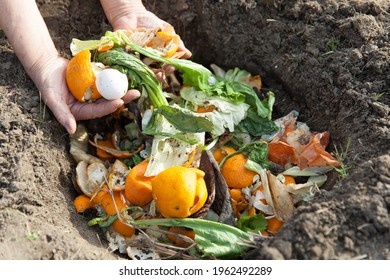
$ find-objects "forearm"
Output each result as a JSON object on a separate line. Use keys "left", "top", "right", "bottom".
{"left": 100, "top": 0, "right": 146, "bottom": 26}
{"left": 0, "top": 0, "right": 59, "bottom": 87}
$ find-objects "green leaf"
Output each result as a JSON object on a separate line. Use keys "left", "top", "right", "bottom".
{"left": 157, "top": 105, "right": 214, "bottom": 134}
{"left": 233, "top": 85, "right": 278, "bottom": 136}
{"left": 203, "top": 81, "right": 246, "bottom": 103}
{"left": 244, "top": 142, "right": 270, "bottom": 168}
{"left": 237, "top": 214, "right": 267, "bottom": 233}
{"left": 123, "top": 154, "right": 143, "bottom": 168}
{"left": 118, "top": 31, "right": 213, "bottom": 89}
{"left": 180, "top": 87, "right": 250, "bottom": 137}
{"left": 87, "top": 215, "right": 117, "bottom": 228}
{"left": 124, "top": 122, "right": 139, "bottom": 140}
{"left": 142, "top": 109, "right": 207, "bottom": 145}
{"left": 131, "top": 218, "right": 254, "bottom": 258}
{"left": 220, "top": 141, "right": 270, "bottom": 169}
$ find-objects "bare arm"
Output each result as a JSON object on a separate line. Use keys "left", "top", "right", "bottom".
{"left": 0, "top": 0, "right": 60, "bottom": 87}
{"left": 0, "top": 0, "right": 139, "bottom": 134}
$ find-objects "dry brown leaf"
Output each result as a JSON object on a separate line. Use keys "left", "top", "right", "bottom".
{"left": 267, "top": 172, "right": 295, "bottom": 221}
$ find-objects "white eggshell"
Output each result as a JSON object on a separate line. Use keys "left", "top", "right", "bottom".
{"left": 95, "top": 68, "right": 128, "bottom": 100}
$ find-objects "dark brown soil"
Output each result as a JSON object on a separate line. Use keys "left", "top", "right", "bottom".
{"left": 0, "top": 0, "right": 389, "bottom": 259}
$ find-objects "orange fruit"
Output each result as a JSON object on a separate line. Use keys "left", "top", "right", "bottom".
{"left": 101, "top": 191, "right": 128, "bottom": 216}
{"left": 90, "top": 184, "right": 109, "bottom": 206}
{"left": 151, "top": 166, "right": 208, "bottom": 218}
{"left": 111, "top": 219, "right": 135, "bottom": 238}
{"left": 213, "top": 146, "right": 236, "bottom": 164}
{"left": 229, "top": 188, "right": 243, "bottom": 202}
{"left": 283, "top": 175, "right": 296, "bottom": 185}
{"left": 167, "top": 227, "right": 195, "bottom": 248}
{"left": 125, "top": 160, "right": 154, "bottom": 207}
{"left": 248, "top": 206, "right": 256, "bottom": 216}
{"left": 66, "top": 49, "right": 102, "bottom": 102}
{"left": 221, "top": 153, "right": 257, "bottom": 188}
{"left": 73, "top": 194, "right": 94, "bottom": 213}
{"left": 267, "top": 217, "right": 284, "bottom": 234}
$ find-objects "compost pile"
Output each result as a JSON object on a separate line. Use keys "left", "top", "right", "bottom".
{"left": 0, "top": 0, "right": 389, "bottom": 260}
{"left": 67, "top": 28, "right": 342, "bottom": 259}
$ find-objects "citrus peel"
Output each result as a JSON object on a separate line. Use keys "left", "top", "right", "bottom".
{"left": 151, "top": 166, "right": 208, "bottom": 218}
{"left": 66, "top": 49, "right": 102, "bottom": 102}
{"left": 125, "top": 160, "right": 154, "bottom": 207}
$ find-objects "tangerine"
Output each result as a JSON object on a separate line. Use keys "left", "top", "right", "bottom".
{"left": 283, "top": 175, "right": 296, "bottom": 185}
{"left": 73, "top": 194, "right": 94, "bottom": 213}
{"left": 90, "top": 184, "right": 109, "bottom": 206}
{"left": 151, "top": 166, "right": 208, "bottom": 218}
{"left": 111, "top": 219, "right": 135, "bottom": 238}
{"left": 221, "top": 153, "right": 257, "bottom": 188}
{"left": 101, "top": 191, "right": 127, "bottom": 216}
{"left": 125, "top": 160, "right": 154, "bottom": 207}
{"left": 213, "top": 146, "right": 236, "bottom": 164}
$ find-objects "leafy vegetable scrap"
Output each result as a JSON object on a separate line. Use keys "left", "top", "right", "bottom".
{"left": 67, "top": 28, "right": 341, "bottom": 260}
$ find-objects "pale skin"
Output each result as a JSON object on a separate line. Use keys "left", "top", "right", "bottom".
{"left": 0, "top": 0, "right": 191, "bottom": 134}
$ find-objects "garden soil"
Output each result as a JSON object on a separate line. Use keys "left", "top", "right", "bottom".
{"left": 0, "top": 0, "right": 389, "bottom": 260}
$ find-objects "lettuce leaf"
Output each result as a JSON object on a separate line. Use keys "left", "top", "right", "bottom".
{"left": 143, "top": 112, "right": 205, "bottom": 176}
{"left": 180, "top": 87, "right": 250, "bottom": 136}
{"left": 131, "top": 218, "right": 254, "bottom": 258}
{"left": 237, "top": 214, "right": 267, "bottom": 233}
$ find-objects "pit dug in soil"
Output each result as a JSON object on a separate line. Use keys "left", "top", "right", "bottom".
{"left": 0, "top": 0, "right": 389, "bottom": 260}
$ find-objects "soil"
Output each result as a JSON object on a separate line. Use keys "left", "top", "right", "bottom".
{"left": 0, "top": 0, "right": 389, "bottom": 260}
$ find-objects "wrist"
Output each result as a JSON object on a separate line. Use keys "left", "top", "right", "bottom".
{"left": 28, "top": 53, "right": 64, "bottom": 91}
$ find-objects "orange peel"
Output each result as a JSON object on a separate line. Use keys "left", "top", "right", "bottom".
{"left": 66, "top": 50, "right": 102, "bottom": 102}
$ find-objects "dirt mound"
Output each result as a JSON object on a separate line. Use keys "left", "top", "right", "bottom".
{"left": 0, "top": 0, "right": 389, "bottom": 259}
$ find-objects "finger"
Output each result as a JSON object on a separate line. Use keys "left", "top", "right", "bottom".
{"left": 44, "top": 94, "right": 77, "bottom": 134}
{"left": 71, "top": 99, "right": 124, "bottom": 120}
{"left": 122, "top": 89, "right": 141, "bottom": 104}
{"left": 178, "top": 40, "right": 192, "bottom": 59}
{"left": 163, "top": 65, "right": 176, "bottom": 75}
{"left": 155, "top": 71, "right": 165, "bottom": 82}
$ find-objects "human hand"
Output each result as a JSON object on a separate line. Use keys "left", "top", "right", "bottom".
{"left": 34, "top": 56, "right": 140, "bottom": 134}
{"left": 100, "top": 0, "right": 192, "bottom": 58}
{"left": 1, "top": 0, "right": 140, "bottom": 135}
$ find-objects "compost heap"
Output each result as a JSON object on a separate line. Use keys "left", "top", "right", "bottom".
{"left": 67, "top": 27, "right": 341, "bottom": 260}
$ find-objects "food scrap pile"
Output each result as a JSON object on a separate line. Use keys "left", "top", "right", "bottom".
{"left": 67, "top": 27, "right": 341, "bottom": 259}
